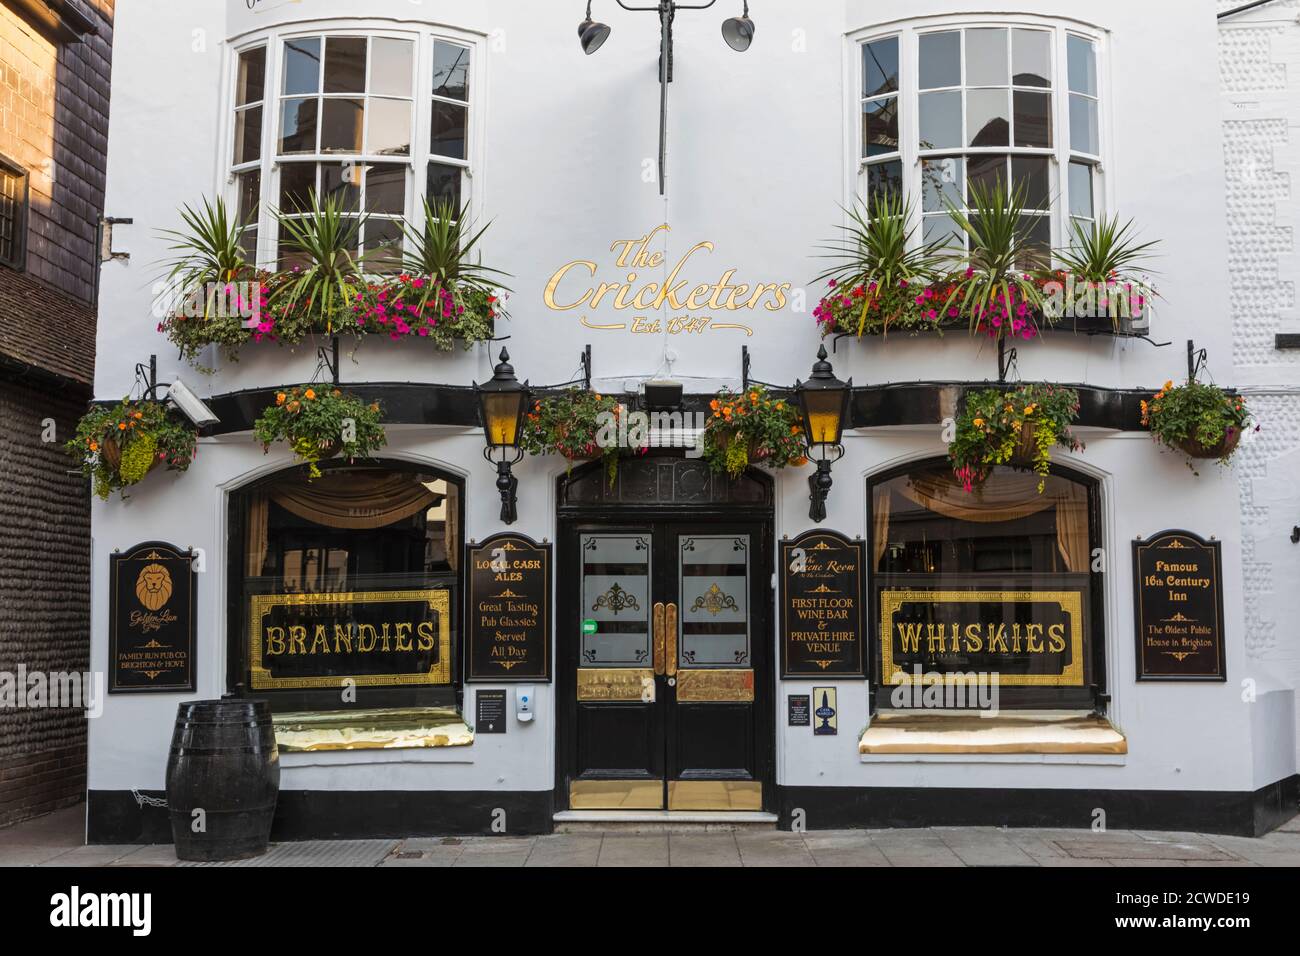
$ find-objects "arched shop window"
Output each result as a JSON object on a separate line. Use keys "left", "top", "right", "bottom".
{"left": 857, "top": 19, "right": 1103, "bottom": 261}
{"left": 868, "top": 460, "right": 1104, "bottom": 710}
{"left": 227, "top": 25, "right": 478, "bottom": 271}
{"left": 228, "top": 461, "right": 463, "bottom": 712}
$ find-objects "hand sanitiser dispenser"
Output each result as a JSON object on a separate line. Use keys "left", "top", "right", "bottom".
{"left": 515, "top": 686, "right": 535, "bottom": 722}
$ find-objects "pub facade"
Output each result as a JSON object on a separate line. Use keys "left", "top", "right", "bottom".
{"left": 84, "top": 0, "right": 1299, "bottom": 841}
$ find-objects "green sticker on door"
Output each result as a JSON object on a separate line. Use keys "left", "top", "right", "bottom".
{"left": 581, "top": 619, "right": 598, "bottom": 636}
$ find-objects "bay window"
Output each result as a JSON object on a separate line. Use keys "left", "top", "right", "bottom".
{"left": 227, "top": 26, "right": 479, "bottom": 272}
{"left": 858, "top": 19, "right": 1103, "bottom": 262}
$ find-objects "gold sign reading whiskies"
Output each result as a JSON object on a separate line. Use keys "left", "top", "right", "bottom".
{"left": 543, "top": 224, "right": 793, "bottom": 337}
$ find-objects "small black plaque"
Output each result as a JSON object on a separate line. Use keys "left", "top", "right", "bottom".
{"left": 109, "top": 541, "right": 196, "bottom": 693}
{"left": 780, "top": 530, "right": 866, "bottom": 678}
{"left": 466, "top": 533, "right": 552, "bottom": 682}
{"left": 475, "top": 689, "right": 508, "bottom": 734}
{"left": 1133, "top": 531, "right": 1226, "bottom": 682}
{"left": 788, "top": 694, "right": 811, "bottom": 727}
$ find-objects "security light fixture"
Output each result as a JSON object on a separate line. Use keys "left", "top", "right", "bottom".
{"left": 475, "top": 348, "right": 531, "bottom": 525}
{"left": 578, "top": 2, "right": 611, "bottom": 54}
{"left": 721, "top": 1, "right": 754, "bottom": 52}
{"left": 795, "top": 345, "right": 852, "bottom": 523}
{"left": 166, "top": 378, "right": 221, "bottom": 429}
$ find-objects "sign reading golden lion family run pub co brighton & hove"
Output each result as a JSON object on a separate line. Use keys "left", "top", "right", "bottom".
{"left": 779, "top": 530, "right": 866, "bottom": 678}
{"left": 543, "top": 225, "right": 793, "bottom": 338}
{"left": 1132, "top": 530, "right": 1226, "bottom": 682}
{"left": 879, "top": 580, "right": 1088, "bottom": 686}
{"left": 248, "top": 589, "right": 452, "bottom": 690}
{"left": 108, "top": 542, "right": 196, "bottom": 693}
{"left": 466, "top": 533, "right": 552, "bottom": 682}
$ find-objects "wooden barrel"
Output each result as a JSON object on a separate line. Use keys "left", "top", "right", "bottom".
{"left": 165, "top": 699, "right": 280, "bottom": 862}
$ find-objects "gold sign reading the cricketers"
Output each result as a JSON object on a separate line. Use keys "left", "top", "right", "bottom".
{"left": 249, "top": 589, "right": 451, "bottom": 690}
{"left": 880, "top": 587, "right": 1086, "bottom": 687}
{"left": 543, "top": 224, "right": 793, "bottom": 338}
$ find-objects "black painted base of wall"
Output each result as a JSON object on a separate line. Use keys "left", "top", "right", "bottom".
{"left": 86, "top": 789, "right": 555, "bottom": 844}
{"left": 777, "top": 774, "right": 1300, "bottom": 838}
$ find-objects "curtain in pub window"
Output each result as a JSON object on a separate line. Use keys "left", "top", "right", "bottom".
{"left": 872, "top": 485, "right": 891, "bottom": 569}
{"left": 269, "top": 472, "right": 443, "bottom": 530}
{"left": 246, "top": 492, "right": 269, "bottom": 576}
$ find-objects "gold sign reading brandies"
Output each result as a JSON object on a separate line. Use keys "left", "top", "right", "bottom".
{"left": 249, "top": 589, "right": 451, "bottom": 690}
{"left": 544, "top": 224, "right": 793, "bottom": 338}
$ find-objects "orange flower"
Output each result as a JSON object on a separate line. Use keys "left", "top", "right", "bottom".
{"left": 133, "top": 411, "right": 143, "bottom": 419}
{"left": 749, "top": 392, "right": 759, "bottom": 403}
{"left": 710, "top": 399, "right": 720, "bottom": 411}
{"left": 118, "top": 422, "right": 127, "bottom": 431}
{"left": 1163, "top": 380, "right": 1174, "bottom": 392}
{"left": 276, "top": 392, "right": 287, "bottom": 405}
{"left": 973, "top": 417, "right": 985, "bottom": 427}
{"left": 369, "top": 403, "right": 380, "bottom": 413}
{"left": 304, "top": 388, "right": 317, "bottom": 400}
{"left": 88, "top": 441, "right": 98, "bottom": 452}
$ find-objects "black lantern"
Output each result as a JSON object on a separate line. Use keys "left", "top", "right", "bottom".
{"left": 721, "top": 1, "right": 755, "bottom": 52}
{"left": 794, "top": 345, "right": 851, "bottom": 523}
{"left": 475, "top": 348, "right": 531, "bottom": 524}
{"left": 578, "top": 1, "right": 611, "bottom": 54}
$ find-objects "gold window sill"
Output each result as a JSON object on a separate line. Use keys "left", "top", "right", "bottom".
{"left": 273, "top": 707, "right": 473, "bottom": 753}
{"left": 858, "top": 711, "right": 1127, "bottom": 756}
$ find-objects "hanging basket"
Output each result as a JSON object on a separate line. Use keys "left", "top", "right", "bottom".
{"left": 1175, "top": 429, "right": 1241, "bottom": 461}
{"left": 99, "top": 437, "right": 163, "bottom": 477}
{"left": 1009, "top": 421, "right": 1040, "bottom": 468}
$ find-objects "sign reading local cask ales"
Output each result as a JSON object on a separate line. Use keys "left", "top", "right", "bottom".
{"left": 109, "top": 542, "right": 196, "bottom": 693}
{"left": 466, "top": 533, "right": 551, "bottom": 682}
{"left": 780, "top": 531, "right": 866, "bottom": 678}
{"left": 1133, "top": 531, "right": 1226, "bottom": 681}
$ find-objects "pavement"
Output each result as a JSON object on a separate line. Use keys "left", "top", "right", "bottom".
{"left": 3, "top": 805, "right": 1299, "bottom": 867}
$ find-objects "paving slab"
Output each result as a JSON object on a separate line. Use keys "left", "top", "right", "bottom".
{"left": 735, "top": 832, "right": 816, "bottom": 867}
{"left": 38, "top": 845, "right": 144, "bottom": 867}
{"left": 668, "top": 833, "right": 741, "bottom": 867}
{"left": 806, "top": 832, "right": 894, "bottom": 867}
{"left": 0, "top": 807, "right": 83, "bottom": 848}
{"left": 451, "top": 837, "right": 537, "bottom": 867}
{"left": 597, "top": 833, "right": 669, "bottom": 867}
{"left": 933, "top": 828, "right": 1038, "bottom": 867}
{"left": 524, "top": 834, "right": 603, "bottom": 867}
{"left": 106, "top": 845, "right": 181, "bottom": 867}
{"left": 1056, "top": 839, "right": 1236, "bottom": 862}
{"left": 181, "top": 839, "right": 398, "bottom": 867}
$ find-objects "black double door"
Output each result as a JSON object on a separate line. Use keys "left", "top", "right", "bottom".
{"left": 557, "top": 518, "right": 773, "bottom": 811}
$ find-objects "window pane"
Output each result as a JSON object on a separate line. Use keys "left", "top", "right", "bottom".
{"left": 919, "top": 31, "right": 961, "bottom": 90}
{"left": 370, "top": 38, "right": 414, "bottom": 97}
{"left": 1070, "top": 94, "right": 1099, "bottom": 154}
{"left": 233, "top": 105, "right": 262, "bottom": 165}
{"left": 365, "top": 163, "right": 406, "bottom": 216}
{"left": 1068, "top": 161, "right": 1094, "bottom": 218}
{"left": 279, "top": 97, "right": 318, "bottom": 154}
{"left": 278, "top": 163, "right": 316, "bottom": 214}
{"left": 369, "top": 97, "right": 412, "bottom": 156}
{"left": 237, "top": 47, "right": 266, "bottom": 105}
{"left": 1012, "top": 155, "right": 1050, "bottom": 210}
{"left": 321, "top": 98, "right": 364, "bottom": 153}
{"left": 967, "top": 154, "right": 1009, "bottom": 198}
{"left": 432, "top": 40, "right": 470, "bottom": 101}
{"left": 678, "top": 535, "right": 750, "bottom": 668}
{"left": 1013, "top": 91, "right": 1051, "bottom": 148}
{"left": 363, "top": 217, "right": 404, "bottom": 271}
{"left": 862, "top": 97, "right": 899, "bottom": 157}
{"left": 863, "top": 37, "right": 898, "bottom": 98}
{"left": 580, "top": 535, "right": 652, "bottom": 667}
{"left": 431, "top": 100, "right": 468, "bottom": 159}
{"left": 235, "top": 169, "right": 260, "bottom": 226}
{"left": 918, "top": 91, "right": 961, "bottom": 149}
{"left": 1019, "top": 214, "right": 1051, "bottom": 266}
{"left": 320, "top": 162, "right": 361, "bottom": 211}
{"left": 427, "top": 163, "right": 462, "bottom": 211}
{"left": 966, "top": 28, "right": 1008, "bottom": 87}
{"left": 924, "top": 213, "right": 964, "bottom": 251}
{"left": 922, "top": 157, "right": 963, "bottom": 212}
{"left": 239, "top": 227, "right": 259, "bottom": 263}
{"left": 867, "top": 160, "right": 903, "bottom": 203}
{"left": 967, "top": 89, "right": 1009, "bottom": 147}
{"left": 1012, "top": 29, "right": 1050, "bottom": 88}
{"left": 323, "top": 37, "right": 367, "bottom": 94}
{"left": 283, "top": 38, "right": 321, "bottom": 95}
{"left": 1068, "top": 36, "right": 1097, "bottom": 96}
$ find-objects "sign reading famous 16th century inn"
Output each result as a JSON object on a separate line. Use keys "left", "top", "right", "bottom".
{"left": 1132, "top": 530, "right": 1226, "bottom": 681}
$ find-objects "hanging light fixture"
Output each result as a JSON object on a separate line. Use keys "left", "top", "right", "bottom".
{"left": 578, "top": 1, "right": 612, "bottom": 55}
{"left": 721, "top": 1, "right": 755, "bottom": 52}
{"left": 475, "top": 348, "right": 532, "bottom": 525}
{"left": 795, "top": 345, "right": 852, "bottom": 523}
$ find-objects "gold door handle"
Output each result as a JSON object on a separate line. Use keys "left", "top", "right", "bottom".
{"left": 652, "top": 602, "right": 666, "bottom": 676}
{"left": 665, "top": 602, "right": 678, "bottom": 677}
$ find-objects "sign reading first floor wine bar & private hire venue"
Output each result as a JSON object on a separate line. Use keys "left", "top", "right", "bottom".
{"left": 1133, "top": 530, "right": 1226, "bottom": 681}
{"left": 109, "top": 541, "right": 197, "bottom": 693}
{"left": 780, "top": 530, "right": 866, "bottom": 678}
{"left": 466, "top": 533, "right": 552, "bottom": 682}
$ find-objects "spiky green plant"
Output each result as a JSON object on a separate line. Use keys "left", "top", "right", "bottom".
{"left": 942, "top": 178, "right": 1047, "bottom": 338}
{"left": 813, "top": 192, "right": 948, "bottom": 336}
{"left": 159, "top": 196, "right": 249, "bottom": 321}
{"left": 399, "top": 198, "right": 511, "bottom": 310}
{"left": 1055, "top": 214, "right": 1160, "bottom": 328}
{"left": 271, "top": 190, "right": 367, "bottom": 336}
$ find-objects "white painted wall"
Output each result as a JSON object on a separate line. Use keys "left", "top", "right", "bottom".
{"left": 87, "top": 0, "right": 1295, "bottom": 802}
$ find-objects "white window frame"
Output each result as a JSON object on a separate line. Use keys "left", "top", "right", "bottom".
{"left": 845, "top": 14, "right": 1110, "bottom": 262}
{"left": 222, "top": 19, "right": 487, "bottom": 272}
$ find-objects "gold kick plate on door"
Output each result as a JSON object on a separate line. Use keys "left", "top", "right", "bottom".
{"left": 676, "top": 669, "right": 755, "bottom": 702}
{"left": 571, "top": 779, "right": 664, "bottom": 810}
{"left": 667, "top": 780, "right": 763, "bottom": 811}
{"left": 577, "top": 668, "right": 655, "bottom": 702}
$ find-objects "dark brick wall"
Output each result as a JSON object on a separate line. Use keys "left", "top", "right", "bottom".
{"left": 0, "top": 376, "right": 92, "bottom": 827}
{"left": 0, "top": 0, "right": 114, "bottom": 304}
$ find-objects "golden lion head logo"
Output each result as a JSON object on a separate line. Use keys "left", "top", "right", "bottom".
{"left": 135, "top": 564, "right": 173, "bottom": 611}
